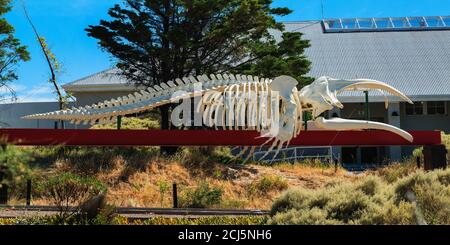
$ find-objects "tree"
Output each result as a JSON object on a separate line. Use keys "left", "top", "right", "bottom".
{"left": 0, "top": 0, "right": 30, "bottom": 102}
{"left": 23, "top": 4, "right": 70, "bottom": 129}
{"left": 86, "top": 0, "right": 312, "bottom": 154}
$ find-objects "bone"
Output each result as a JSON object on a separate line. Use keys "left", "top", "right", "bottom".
{"left": 312, "top": 117, "right": 414, "bottom": 142}
{"left": 329, "top": 78, "right": 413, "bottom": 104}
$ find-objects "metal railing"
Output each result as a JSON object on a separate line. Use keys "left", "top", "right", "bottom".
{"left": 252, "top": 146, "right": 333, "bottom": 164}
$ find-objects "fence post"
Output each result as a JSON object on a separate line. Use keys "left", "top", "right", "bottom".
{"left": 26, "top": 179, "right": 32, "bottom": 206}
{"left": 423, "top": 145, "right": 447, "bottom": 171}
{"left": 172, "top": 183, "right": 178, "bottom": 208}
{"left": 0, "top": 166, "right": 8, "bottom": 205}
{"left": 117, "top": 116, "right": 122, "bottom": 130}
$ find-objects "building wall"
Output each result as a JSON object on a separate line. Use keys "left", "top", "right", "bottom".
{"left": 73, "top": 91, "right": 138, "bottom": 106}
{"left": 400, "top": 101, "right": 450, "bottom": 157}
{"left": 340, "top": 102, "right": 388, "bottom": 122}
{"left": 400, "top": 101, "right": 450, "bottom": 133}
{"left": 0, "top": 102, "right": 77, "bottom": 129}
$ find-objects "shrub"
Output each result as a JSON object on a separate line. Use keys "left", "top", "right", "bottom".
{"left": 91, "top": 116, "right": 159, "bottom": 130}
{"left": 139, "top": 216, "right": 268, "bottom": 225}
{"left": 1, "top": 215, "right": 268, "bottom": 225}
{"left": 38, "top": 172, "right": 106, "bottom": 218}
{"left": 270, "top": 188, "right": 313, "bottom": 215}
{"left": 394, "top": 170, "right": 450, "bottom": 224}
{"left": 179, "top": 182, "right": 223, "bottom": 208}
{"left": 270, "top": 208, "right": 342, "bottom": 225}
{"left": 0, "top": 146, "right": 34, "bottom": 198}
{"left": 270, "top": 169, "right": 450, "bottom": 225}
{"left": 374, "top": 161, "right": 417, "bottom": 183}
{"left": 249, "top": 175, "right": 288, "bottom": 196}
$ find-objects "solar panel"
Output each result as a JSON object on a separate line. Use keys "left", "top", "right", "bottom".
{"left": 322, "top": 16, "right": 450, "bottom": 33}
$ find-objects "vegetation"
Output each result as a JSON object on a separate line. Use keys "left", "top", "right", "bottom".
{"left": 91, "top": 116, "right": 160, "bottom": 130}
{"left": 248, "top": 175, "right": 289, "bottom": 196}
{"left": 23, "top": 3, "right": 72, "bottom": 129}
{"left": 270, "top": 169, "right": 450, "bottom": 225}
{"left": 179, "top": 182, "right": 223, "bottom": 208}
{"left": 0, "top": 146, "right": 33, "bottom": 197}
{"left": 85, "top": 0, "right": 312, "bottom": 155}
{"left": 1, "top": 133, "right": 449, "bottom": 225}
{"left": 0, "top": 0, "right": 30, "bottom": 103}
{"left": 0, "top": 215, "right": 268, "bottom": 225}
{"left": 38, "top": 172, "right": 106, "bottom": 217}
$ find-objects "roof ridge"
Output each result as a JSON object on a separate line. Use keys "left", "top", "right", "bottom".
{"left": 63, "top": 68, "right": 119, "bottom": 87}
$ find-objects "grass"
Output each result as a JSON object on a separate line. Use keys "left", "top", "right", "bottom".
{"left": 5, "top": 145, "right": 351, "bottom": 210}
{"left": 2, "top": 131, "right": 448, "bottom": 224}
{"left": 0, "top": 215, "right": 268, "bottom": 225}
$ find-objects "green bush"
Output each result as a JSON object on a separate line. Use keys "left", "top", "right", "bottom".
{"left": 394, "top": 170, "right": 450, "bottom": 224}
{"left": 0, "top": 146, "right": 34, "bottom": 197}
{"left": 179, "top": 182, "right": 223, "bottom": 208}
{"left": 0, "top": 215, "right": 268, "bottom": 225}
{"left": 374, "top": 161, "right": 417, "bottom": 183}
{"left": 138, "top": 216, "right": 268, "bottom": 225}
{"left": 38, "top": 172, "right": 106, "bottom": 218}
{"left": 248, "top": 175, "right": 289, "bottom": 197}
{"left": 270, "top": 169, "right": 450, "bottom": 225}
{"left": 91, "top": 116, "right": 160, "bottom": 130}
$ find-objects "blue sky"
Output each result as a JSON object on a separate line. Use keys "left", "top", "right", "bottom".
{"left": 2, "top": 0, "right": 450, "bottom": 102}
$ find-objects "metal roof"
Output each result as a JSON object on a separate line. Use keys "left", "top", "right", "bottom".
{"left": 64, "top": 17, "right": 450, "bottom": 102}
{"left": 275, "top": 20, "right": 450, "bottom": 102}
{"left": 323, "top": 16, "right": 450, "bottom": 33}
{"left": 62, "top": 68, "right": 136, "bottom": 92}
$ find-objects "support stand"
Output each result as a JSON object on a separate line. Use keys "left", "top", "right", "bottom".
{"left": 423, "top": 145, "right": 447, "bottom": 171}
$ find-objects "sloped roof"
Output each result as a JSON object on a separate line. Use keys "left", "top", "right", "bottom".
{"left": 63, "top": 18, "right": 450, "bottom": 102}
{"left": 63, "top": 68, "right": 135, "bottom": 92}
{"left": 276, "top": 21, "right": 450, "bottom": 102}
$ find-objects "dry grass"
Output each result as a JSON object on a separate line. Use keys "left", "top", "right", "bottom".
{"left": 20, "top": 146, "right": 352, "bottom": 210}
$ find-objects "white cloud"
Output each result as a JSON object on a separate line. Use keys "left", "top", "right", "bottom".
{"left": 9, "top": 84, "right": 57, "bottom": 103}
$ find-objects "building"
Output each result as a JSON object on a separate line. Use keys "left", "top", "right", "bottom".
{"left": 0, "top": 102, "right": 77, "bottom": 129}
{"left": 19, "top": 15, "right": 450, "bottom": 165}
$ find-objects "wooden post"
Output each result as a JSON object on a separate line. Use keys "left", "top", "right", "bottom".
{"left": 117, "top": 116, "right": 122, "bottom": 130}
{"left": 172, "top": 183, "right": 178, "bottom": 208}
{"left": 26, "top": 179, "right": 32, "bottom": 206}
{"left": 423, "top": 145, "right": 447, "bottom": 171}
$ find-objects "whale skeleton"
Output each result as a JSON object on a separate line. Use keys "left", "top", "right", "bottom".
{"left": 23, "top": 74, "right": 414, "bottom": 161}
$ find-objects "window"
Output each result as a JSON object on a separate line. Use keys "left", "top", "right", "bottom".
{"left": 406, "top": 102, "right": 424, "bottom": 115}
{"left": 427, "top": 101, "right": 446, "bottom": 115}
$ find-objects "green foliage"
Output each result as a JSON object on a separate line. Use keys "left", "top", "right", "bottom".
{"left": 0, "top": 145, "right": 33, "bottom": 194}
{"left": 0, "top": 0, "right": 30, "bottom": 102}
{"left": 270, "top": 169, "right": 450, "bottom": 225}
{"left": 86, "top": 0, "right": 309, "bottom": 87}
{"left": 179, "top": 182, "right": 223, "bottom": 208}
{"left": 137, "top": 216, "right": 268, "bottom": 225}
{"left": 249, "top": 175, "right": 288, "bottom": 196}
{"left": 394, "top": 170, "right": 450, "bottom": 224}
{"left": 157, "top": 179, "right": 171, "bottom": 207}
{"left": 373, "top": 160, "right": 417, "bottom": 183}
{"left": 0, "top": 215, "right": 268, "bottom": 225}
{"left": 91, "top": 116, "right": 160, "bottom": 130}
{"left": 37, "top": 172, "right": 106, "bottom": 217}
